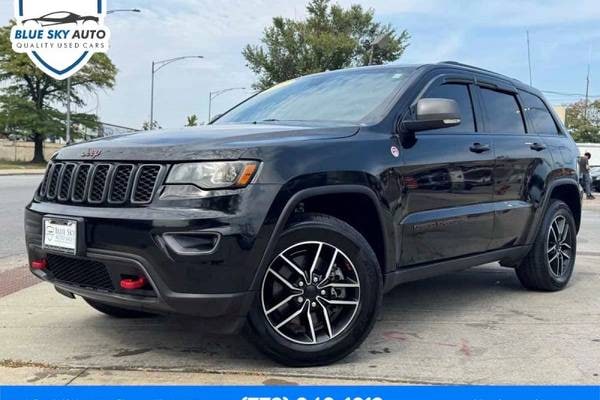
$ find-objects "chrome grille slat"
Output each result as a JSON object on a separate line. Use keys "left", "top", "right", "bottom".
{"left": 39, "top": 161, "right": 164, "bottom": 206}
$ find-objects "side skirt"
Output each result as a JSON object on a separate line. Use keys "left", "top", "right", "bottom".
{"left": 383, "top": 246, "right": 531, "bottom": 293}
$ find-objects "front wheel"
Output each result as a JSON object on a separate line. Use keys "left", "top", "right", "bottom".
{"left": 246, "top": 213, "right": 382, "bottom": 366}
{"left": 516, "top": 200, "right": 577, "bottom": 291}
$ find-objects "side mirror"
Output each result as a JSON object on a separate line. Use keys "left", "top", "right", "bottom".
{"left": 401, "top": 98, "right": 461, "bottom": 132}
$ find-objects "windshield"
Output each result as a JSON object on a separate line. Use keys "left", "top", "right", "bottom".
{"left": 215, "top": 67, "right": 416, "bottom": 125}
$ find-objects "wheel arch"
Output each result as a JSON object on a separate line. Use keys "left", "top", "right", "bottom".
{"left": 528, "top": 178, "right": 582, "bottom": 244}
{"left": 250, "top": 184, "right": 393, "bottom": 292}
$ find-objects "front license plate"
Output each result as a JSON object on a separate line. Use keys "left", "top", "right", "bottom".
{"left": 43, "top": 217, "right": 77, "bottom": 254}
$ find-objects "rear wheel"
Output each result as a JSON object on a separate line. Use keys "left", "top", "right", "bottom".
{"left": 246, "top": 213, "right": 382, "bottom": 366}
{"left": 84, "top": 298, "right": 157, "bottom": 318}
{"left": 516, "top": 200, "right": 577, "bottom": 291}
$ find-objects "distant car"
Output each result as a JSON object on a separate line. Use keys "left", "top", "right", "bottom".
{"left": 591, "top": 166, "right": 600, "bottom": 192}
{"left": 22, "top": 11, "right": 98, "bottom": 27}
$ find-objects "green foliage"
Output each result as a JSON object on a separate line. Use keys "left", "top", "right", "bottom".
{"left": 185, "top": 114, "right": 199, "bottom": 127}
{"left": 0, "top": 20, "right": 117, "bottom": 161}
{"left": 243, "top": 0, "right": 410, "bottom": 90}
{"left": 565, "top": 99, "right": 600, "bottom": 143}
{"left": 142, "top": 120, "right": 161, "bottom": 131}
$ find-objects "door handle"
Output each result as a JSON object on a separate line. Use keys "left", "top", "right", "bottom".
{"left": 526, "top": 142, "right": 546, "bottom": 151}
{"left": 469, "top": 143, "right": 491, "bottom": 153}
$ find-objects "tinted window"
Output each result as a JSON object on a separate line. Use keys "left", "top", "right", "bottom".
{"left": 520, "top": 91, "right": 559, "bottom": 134}
{"left": 480, "top": 88, "right": 525, "bottom": 133}
{"left": 216, "top": 68, "right": 416, "bottom": 124}
{"left": 422, "top": 83, "right": 476, "bottom": 133}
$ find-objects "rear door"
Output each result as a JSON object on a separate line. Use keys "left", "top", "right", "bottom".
{"left": 475, "top": 80, "right": 549, "bottom": 249}
{"left": 400, "top": 74, "right": 495, "bottom": 266}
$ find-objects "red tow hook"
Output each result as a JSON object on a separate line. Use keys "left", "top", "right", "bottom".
{"left": 120, "top": 276, "right": 147, "bottom": 290}
{"left": 31, "top": 258, "right": 48, "bottom": 270}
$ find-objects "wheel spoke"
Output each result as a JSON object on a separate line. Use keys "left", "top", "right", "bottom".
{"left": 305, "top": 306, "right": 316, "bottom": 343}
{"left": 280, "top": 254, "right": 308, "bottom": 283}
{"left": 319, "top": 281, "right": 360, "bottom": 289}
{"left": 550, "top": 223, "right": 559, "bottom": 243}
{"left": 308, "top": 243, "right": 323, "bottom": 282}
{"left": 317, "top": 298, "right": 333, "bottom": 338}
{"left": 318, "top": 297, "right": 359, "bottom": 306}
{"left": 268, "top": 269, "right": 302, "bottom": 293}
{"left": 561, "top": 250, "right": 571, "bottom": 260}
{"left": 276, "top": 301, "right": 306, "bottom": 329}
{"left": 548, "top": 252, "right": 559, "bottom": 264}
{"left": 266, "top": 293, "right": 300, "bottom": 315}
{"left": 560, "top": 222, "right": 569, "bottom": 242}
{"left": 319, "top": 248, "right": 338, "bottom": 286}
{"left": 547, "top": 245, "right": 556, "bottom": 254}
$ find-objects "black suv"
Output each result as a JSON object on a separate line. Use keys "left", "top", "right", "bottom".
{"left": 25, "top": 62, "right": 581, "bottom": 366}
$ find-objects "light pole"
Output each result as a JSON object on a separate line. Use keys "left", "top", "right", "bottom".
{"left": 208, "top": 87, "right": 246, "bottom": 122}
{"left": 66, "top": 8, "right": 142, "bottom": 143}
{"left": 150, "top": 56, "right": 204, "bottom": 128}
{"left": 368, "top": 32, "right": 391, "bottom": 66}
{"left": 107, "top": 9, "right": 141, "bottom": 14}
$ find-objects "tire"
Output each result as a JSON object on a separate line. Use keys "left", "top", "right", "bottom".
{"left": 246, "top": 213, "right": 382, "bottom": 366}
{"left": 84, "top": 298, "right": 157, "bottom": 318}
{"left": 516, "top": 200, "right": 577, "bottom": 291}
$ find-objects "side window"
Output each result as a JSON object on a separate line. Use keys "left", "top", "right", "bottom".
{"left": 520, "top": 91, "right": 559, "bottom": 135}
{"left": 421, "top": 83, "right": 476, "bottom": 133}
{"left": 480, "top": 88, "right": 526, "bottom": 134}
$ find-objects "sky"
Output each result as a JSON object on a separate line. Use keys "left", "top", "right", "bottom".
{"left": 1, "top": 0, "right": 599, "bottom": 130}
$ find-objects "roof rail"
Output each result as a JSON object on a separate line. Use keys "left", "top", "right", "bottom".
{"left": 438, "top": 61, "right": 499, "bottom": 75}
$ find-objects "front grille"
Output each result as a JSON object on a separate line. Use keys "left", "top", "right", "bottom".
{"left": 38, "top": 162, "right": 165, "bottom": 206}
{"left": 47, "top": 254, "right": 114, "bottom": 291}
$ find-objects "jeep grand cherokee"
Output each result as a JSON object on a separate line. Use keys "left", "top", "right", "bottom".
{"left": 25, "top": 62, "right": 581, "bottom": 366}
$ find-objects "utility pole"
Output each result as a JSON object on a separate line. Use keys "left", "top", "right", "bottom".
{"left": 526, "top": 30, "right": 533, "bottom": 86}
{"left": 584, "top": 46, "right": 591, "bottom": 121}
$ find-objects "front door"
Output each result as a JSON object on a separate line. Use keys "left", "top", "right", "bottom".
{"left": 399, "top": 77, "right": 495, "bottom": 266}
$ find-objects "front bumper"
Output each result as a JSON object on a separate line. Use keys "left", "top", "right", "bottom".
{"left": 24, "top": 184, "right": 280, "bottom": 333}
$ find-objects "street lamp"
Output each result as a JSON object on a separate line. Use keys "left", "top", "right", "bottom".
{"left": 150, "top": 56, "right": 204, "bottom": 128}
{"left": 368, "top": 32, "right": 391, "bottom": 66}
{"left": 65, "top": 8, "right": 142, "bottom": 144}
{"left": 107, "top": 9, "right": 141, "bottom": 14}
{"left": 208, "top": 87, "right": 246, "bottom": 122}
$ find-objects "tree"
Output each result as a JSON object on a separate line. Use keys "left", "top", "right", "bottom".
{"left": 0, "top": 21, "right": 117, "bottom": 162}
{"left": 185, "top": 114, "right": 199, "bottom": 127}
{"left": 565, "top": 99, "right": 600, "bottom": 143}
{"left": 142, "top": 120, "right": 161, "bottom": 130}
{"left": 243, "top": 0, "right": 410, "bottom": 90}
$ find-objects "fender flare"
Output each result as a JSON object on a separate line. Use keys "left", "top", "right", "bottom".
{"left": 248, "top": 184, "right": 391, "bottom": 292}
{"left": 527, "top": 178, "right": 582, "bottom": 244}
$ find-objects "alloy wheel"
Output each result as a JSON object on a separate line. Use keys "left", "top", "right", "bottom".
{"left": 546, "top": 215, "right": 573, "bottom": 278}
{"left": 261, "top": 241, "right": 361, "bottom": 345}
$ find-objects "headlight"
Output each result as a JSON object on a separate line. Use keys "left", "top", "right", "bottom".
{"left": 166, "top": 161, "right": 259, "bottom": 189}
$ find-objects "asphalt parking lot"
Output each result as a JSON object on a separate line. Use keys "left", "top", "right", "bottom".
{"left": 0, "top": 175, "right": 599, "bottom": 385}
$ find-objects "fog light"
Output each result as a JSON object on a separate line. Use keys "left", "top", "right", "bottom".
{"left": 31, "top": 258, "right": 47, "bottom": 270}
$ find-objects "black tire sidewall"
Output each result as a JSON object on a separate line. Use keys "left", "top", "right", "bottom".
{"left": 247, "top": 214, "right": 382, "bottom": 366}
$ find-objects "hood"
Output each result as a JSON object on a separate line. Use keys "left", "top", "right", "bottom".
{"left": 55, "top": 123, "right": 360, "bottom": 161}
